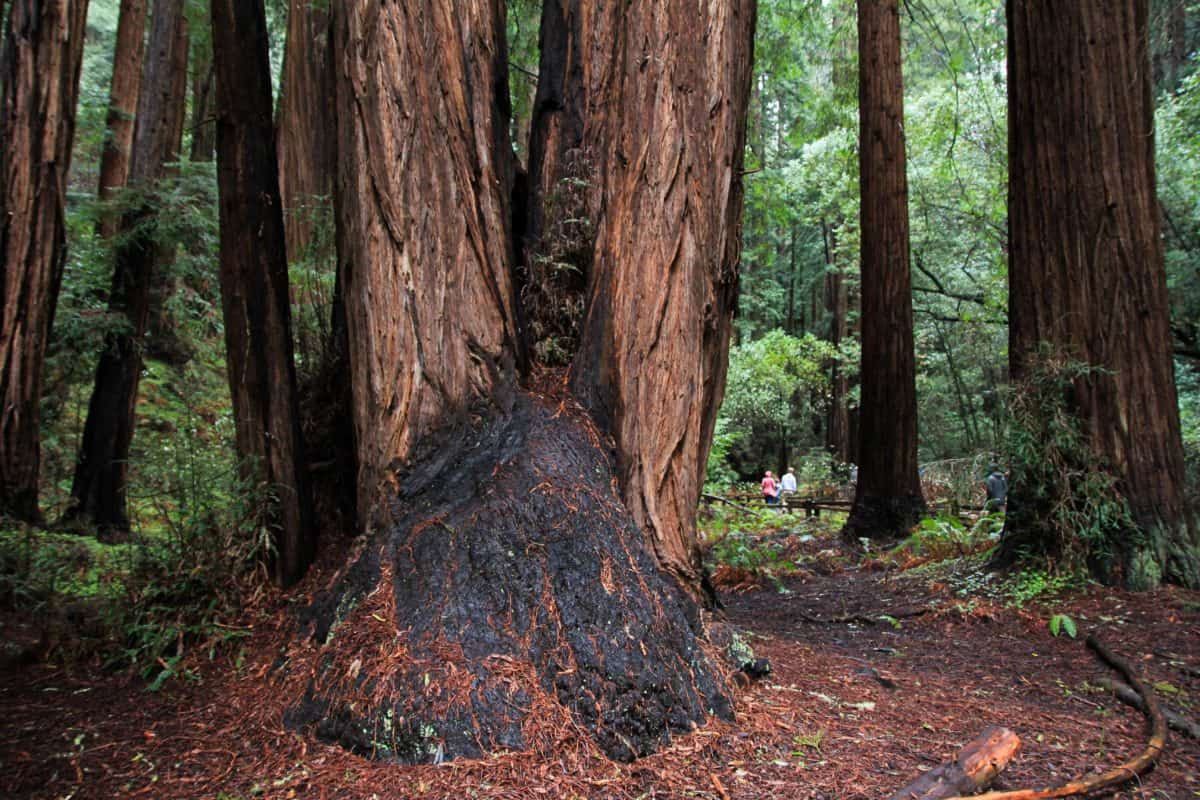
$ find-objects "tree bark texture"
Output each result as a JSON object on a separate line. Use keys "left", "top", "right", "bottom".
{"left": 0, "top": 0, "right": 89, "bottom": 522}
{"left": 67, "top": 0, "right": 188, "bottom": 534}
{"left": 1002, "top": 0, "right": 1198, "bottom": 588}
{"left": 94, "top": 0, "right": 147, "bottom": 240}
{"left": 285, "top": 0, "right": 755, "bottom": 765}
{"left": 566, "top": 0, "right": 757, "bottom": 598}
{"left": 333, "top": 0, "right": 522, "bottom": 528}
{"left": 212, "top": 0, "right": 315, "bottom": 587}
{"left": 277, "top": 0, "right": 334, "bottom": 262}
{"left": 844, "top": 0, "right": 926, "bottom": 541}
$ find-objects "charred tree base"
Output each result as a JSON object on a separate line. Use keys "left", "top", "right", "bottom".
{"left": 842, "top": 493, "right": 926, "bottom": 543}
{"left": 284, "top": 395, "right": 733, "bottom": 763}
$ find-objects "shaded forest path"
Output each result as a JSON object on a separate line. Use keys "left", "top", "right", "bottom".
{"left": 2, "top": 529, "right": 1198, "bottom": 799}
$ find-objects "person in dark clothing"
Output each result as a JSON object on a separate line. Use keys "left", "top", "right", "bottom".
{"left": 984, "top": 464, "right": 1007, "bottom": 512}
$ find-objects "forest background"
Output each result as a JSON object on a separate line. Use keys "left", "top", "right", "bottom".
{"left": 2, "top": 0, "right": 1198, "bottom": 673}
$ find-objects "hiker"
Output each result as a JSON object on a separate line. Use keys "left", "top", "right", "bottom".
{"left": 984, "top": 463, "right": 1008, "bottom": 512}
{"left": 779, "top": 467, "right": 798, "bottom": 511}
{"left": 761, "top": 471, "right": 779, "bottom": 506}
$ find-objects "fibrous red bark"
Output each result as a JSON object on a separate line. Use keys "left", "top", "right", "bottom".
{"left": 0, "top": 0, "right": 90, "bottom": 523}
{"left": 566, "top": 0, "right": 757, "bottom": 600}
{"left": 1000, "top": 0, "right": 1199, "bottom": 588}
{"left": 285, "top": 0, "right": 756, "bottom": 763}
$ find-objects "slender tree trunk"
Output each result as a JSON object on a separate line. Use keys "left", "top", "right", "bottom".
{"left": 211, "top": 0, "right": 314, "bottom": 587}
{"left": 565, "top": 0, "right": 757, "bottom": 600}
{"left": 67, "top": 0, "right": 188, "bottom": 534}
{"left": 843, "top": 0, "right": 926, "bottom": 540}
{"left": 187, "top": 41, "right": 214, "bottom": 162}
{"left": 1000, "top": 0, "right": 1199, "bottom": 589}
{"left": 825, "top": 227, "right": 851, "bottom": 464}
{"left": 0, "top": 0, "right": 89, "bottom": 523}
{"left": 95, "top": 0, "right": 148, "bottom": 240}
{"left": 277, "top": 0, "right": 334, "bottom": 262}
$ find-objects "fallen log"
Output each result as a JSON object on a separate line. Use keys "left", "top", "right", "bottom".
{"left": 938, "top": 636, "right": 1167, "bottom": 800}
{"left": 1097, "top": 678, "right": 1200, "bottom": 740}
{"left": 888, "top": 727, "right": 1021, "bottom": 800}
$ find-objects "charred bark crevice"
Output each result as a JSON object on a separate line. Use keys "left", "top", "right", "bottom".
{"left": 842, "top": 493, "right": 927, "bottom": 544}
{"left": 285, "top": 395, "right": 732, "bottom": 763}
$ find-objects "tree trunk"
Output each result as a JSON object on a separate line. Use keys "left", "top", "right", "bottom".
{"left": 843, "top": 0, "right": 926, "bottom": 541}
{"left": 276, "top": 0, "right": 334, "bottom": 262}
{"left": 67, "top": 0, "right": 188, "bottom": 535}
{"left": 211, "top": 0, "right": 315, "bottom": 588}
{"left": 825, "top": 227, "right": 851, "bottom": 464}
{"left": 999, "top": 0, "right": 1199, "bottom": 589}
{"left": 0, "top": 0, "right": 90, "bottom": 523}
{"left": 283, "top": 0, "right": 754, "bottom": 766}
{"left": 187, "top": 40, "right": 214, "bottom": 162}
{"left": 568, "top": 0, "right": 757, "bottom": 600}
{"left": 95, "top": 0, "right": 148, "bottom": 240}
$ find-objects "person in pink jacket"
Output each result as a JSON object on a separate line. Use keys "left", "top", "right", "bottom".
{"left": 761, "top": 471, "right": 779, "bottom": 506}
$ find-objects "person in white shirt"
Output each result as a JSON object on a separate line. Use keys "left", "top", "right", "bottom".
{"left": 779, "top": 467, "right": 798, "bottom": 511}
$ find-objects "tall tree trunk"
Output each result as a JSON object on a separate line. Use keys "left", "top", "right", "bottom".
{"left": 825, "top": 225, "right": 852, "bottom": 464}
{"left": 276, "top": 0, "right": 334, "bottom": 262}
{"left": 211, "top": 0, "right": 315, "bottom": 587}
{"left": 187, "top": 39, "right": 214, "bottom": 162}
{"left": 999, "top": 0, "right": 1199, "bottom": 589}
{"left": 843, "top": 0, "right": 926, "bottom": 540}
{"left": 284, "top": 0, "right": 754, "bottom": 766}
{"left": 95, "top": 0, "right": 148, "bottom": 240}
{"left": 567, "top": 0, "right": 757, "bottom": 600}
{"left": 0, "top": 0, "right": 89, "bottom": 523}
{"left": 67, "top": 0, "right": 188, "bottom": 534}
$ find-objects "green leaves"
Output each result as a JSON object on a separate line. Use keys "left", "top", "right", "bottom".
{"left": 1048, "top": 613, "right": 1077, "bottom": 639}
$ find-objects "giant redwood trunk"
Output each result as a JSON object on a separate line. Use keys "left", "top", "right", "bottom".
{"left": 999, "top": 0, "right": 1199, "bottom": 589}
{"left": 94, "top": 0, "right": 147, "bottom": 240}
{"left": 210, "top": 0, "right": 315, "bottom": 587}
{"left": 0, "top": 0, "right": 89, "bottom": 523}
{"left": 566, "top": 0, "right": 757, "bottom": 598}
{"left": 843, "top": 0, "right": 926, "bottom": 541}
{"left": 283, "top": 0, "right": 755, "bottom": 765}
{"left": 67, "top": 0, "right": 188, "bottom": 534}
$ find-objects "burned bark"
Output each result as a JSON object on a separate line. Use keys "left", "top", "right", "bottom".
{"left": 999, "top": 0, "right": 1199, "bottom": 588}
{"left": 843, "top": 0, "right": 926, "bottom": 541}
{"left": 212, "top": 0, "right": 315, "bottom": 587}
{"left": 286, "top": 397, "right": 731, "bottom": 763}
{"left": 67, "top": 0, "right": 188, "bottom": 534}
{"left": 0, "top": 0, "right": 90, "bottom": 523}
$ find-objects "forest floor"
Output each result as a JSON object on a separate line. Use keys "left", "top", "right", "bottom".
{"left": 1, "top": 516, "right": 1198, "bottom": 799}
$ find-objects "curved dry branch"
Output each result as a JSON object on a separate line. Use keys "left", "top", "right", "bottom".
{"left": 942, "top": 636, "right": 1167, "bottom": 800}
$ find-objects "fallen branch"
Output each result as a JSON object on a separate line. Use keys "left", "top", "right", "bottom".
{"left": 796, "top": 607, "right": 930, "bottom": 626}
{"left": 939, "top": 636, "right": 1167, "bottom": 800}
{"left": 1097, "top": 678, "right": 1200, "bottom": 740}
{"left": 887, "top": 726, "right": 1021, "bottom": 799}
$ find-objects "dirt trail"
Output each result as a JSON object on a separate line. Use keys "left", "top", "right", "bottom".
{"left": 1, "top": 545, "right": 1197, "bottom": 799}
